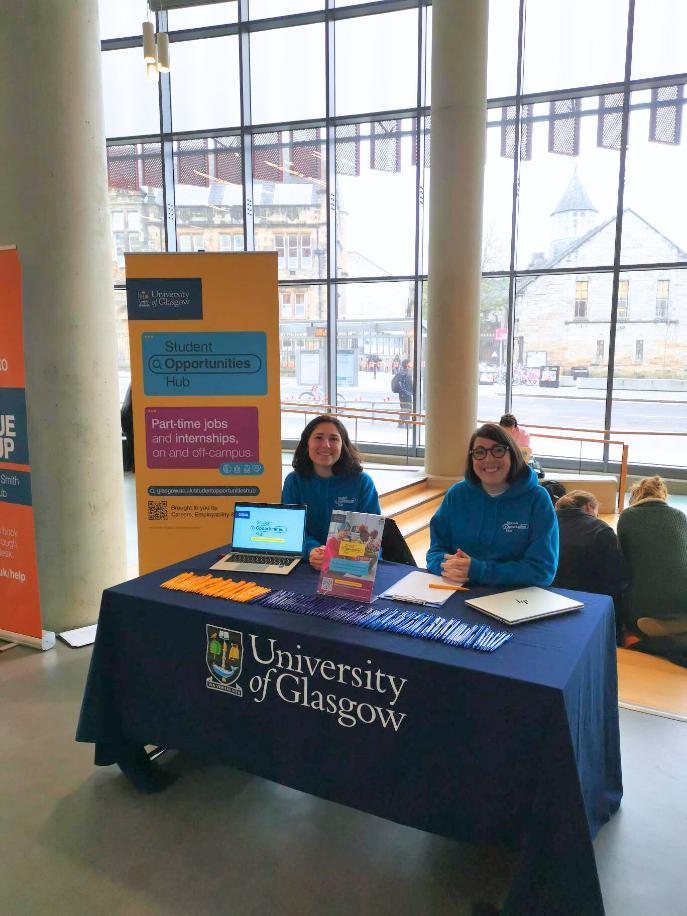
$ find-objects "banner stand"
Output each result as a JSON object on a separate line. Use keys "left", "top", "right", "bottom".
{"left": 0, "top": 246, "right": 49, "bottom": 649}
{"left": 0, "top": 628, "right": 55, "bottom": 651}
{"left": 125, "top": 253, "right": 282, "bottom": 574}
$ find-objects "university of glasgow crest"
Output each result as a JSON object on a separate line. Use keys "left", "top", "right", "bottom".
{"left": 206, "top": 625, "right": 243, "bottom": 697}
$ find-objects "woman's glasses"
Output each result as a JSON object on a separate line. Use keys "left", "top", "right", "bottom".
{"left": 470, "top": 445, "right": 509, "bottom": 460}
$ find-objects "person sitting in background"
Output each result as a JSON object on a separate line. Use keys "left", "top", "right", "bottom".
{"left": 617, "top": 476, "right": 687, "bottom": 642}
{"left": 281, "top": 415, "right": 381, "bottom": 571}
{"left": 553, "top": 491, "right": 628, "bottom": 634}
{"left": 499, "top": 413, "right": 531, "bottom": 449}
{"left": 427, "top": 422, "right": 558, "bottom": 586}
{"left": 541, "top": 480, "right": 566, "bottom": 506}
{"left": 500, "top": 412, "right": 545, "bottom": 478}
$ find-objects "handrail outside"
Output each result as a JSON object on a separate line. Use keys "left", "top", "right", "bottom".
{"left": 280, "top": 402, "right": 630, "bottom": 510}
{"left": 480, "top": 419, "right": 687, "bottom": 439}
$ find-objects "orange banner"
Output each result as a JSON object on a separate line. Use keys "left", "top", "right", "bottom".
{"left": 0, "top": 247, "right": 45, "bottom": 646}
{"left": 126, "top": 253, "right": 281, "bottom": 574}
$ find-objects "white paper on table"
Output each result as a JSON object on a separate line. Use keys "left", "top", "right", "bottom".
{"left": 377, "top": 570, "right": 466, "bottom": 607}
{"left": 58, "top": 624, "right": 97, "bottom": 647}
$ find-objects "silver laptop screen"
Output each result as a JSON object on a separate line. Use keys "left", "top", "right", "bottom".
{"left": 231, "top": 504, "right": 305, "bottom": 555}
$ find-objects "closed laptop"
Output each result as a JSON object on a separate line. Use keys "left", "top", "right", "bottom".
{"left": 465, "top": 587, "right": 583, "bottom": 625}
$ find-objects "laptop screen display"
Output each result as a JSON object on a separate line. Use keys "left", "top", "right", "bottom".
{"left": 231, "top": 504, "right": 306, "bottom": 555}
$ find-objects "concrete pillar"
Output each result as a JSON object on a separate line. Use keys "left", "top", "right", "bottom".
{"left": 424, "top": 0, "right": 489, "bottom": 481}
{"left": 0, "top": 1, "right": 126, "bottom": 631}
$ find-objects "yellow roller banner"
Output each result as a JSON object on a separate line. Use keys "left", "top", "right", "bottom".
{"left": 125, "top": 253, "right": 281, "bottom": 574}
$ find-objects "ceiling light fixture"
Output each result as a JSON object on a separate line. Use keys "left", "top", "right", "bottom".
{"left": 142, "top": 4, "right": 170, "bottom": 80}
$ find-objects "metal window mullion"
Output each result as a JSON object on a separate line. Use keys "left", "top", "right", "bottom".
{"left": 411, "top": 0, "right": 428, "bottom": 453}
{"left": 238, "top": 0, "right": 254, "bottom": 250}
{"left": 603, "top": 0, "right": 636, "bottom": 468}
{"left": 325, "top": 6, "right": 337, "bottom": 411}
{"left": 158, "top": 11, "right": 177, "bottom": 252}
{"left": 487, "top": 71, "right": 687, "bottom": 111}
{"left": 504, "top": 0, "right": 527, "bottom": 413}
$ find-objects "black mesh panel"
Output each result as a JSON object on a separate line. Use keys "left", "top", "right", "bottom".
{"left": 649, "top": 85, "right": 683, "bottom": 145}
{"left": 253, "top": 132, "right": 283, "bottom": 182}
{"left": 107, "top": 145, "right": 139, "bottom": 191}
{"left": 597, "top": 93, "right": 623, "bottom": 150}
{"left": 176, "top": 138, "right": 209, "bottom": 186}
{"left": 215, "top": 136, "right": 242, "bottom": 185}
{"left": 336, "top": 124, "right": 360, "bottom": 176}
{"left": 370, "top": 120, "right": 401, "bottom": 172}
{"left": 548, "top": 98, "right": 581, "bottom": 156}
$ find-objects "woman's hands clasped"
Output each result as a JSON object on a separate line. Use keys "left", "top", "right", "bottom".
{"left": 441, "top": 548, "right": 471, "bottom": 582}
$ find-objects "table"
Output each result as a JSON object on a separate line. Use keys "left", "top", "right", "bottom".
{"left": 77, "top": 550, "right": 622, "bottom": 915}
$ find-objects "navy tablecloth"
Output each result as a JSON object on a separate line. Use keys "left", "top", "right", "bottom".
{"left": 77, "top": 551, "right": 622, "bottom": 915}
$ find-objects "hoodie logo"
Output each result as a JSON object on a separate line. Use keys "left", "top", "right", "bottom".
{"left": 502, "top": 521, "right": 529, "bottom": 533}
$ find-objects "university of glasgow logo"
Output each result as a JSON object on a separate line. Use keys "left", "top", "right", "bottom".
{"left": 206, "top": 625, "right": 243, "bottom": 697}
{"left": 137, "top": 289, "right": 151, "bottom": 307}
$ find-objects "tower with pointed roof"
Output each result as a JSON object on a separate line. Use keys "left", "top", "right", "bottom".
{"left": 550, "top": 169, "right": 599, "bottom": 258}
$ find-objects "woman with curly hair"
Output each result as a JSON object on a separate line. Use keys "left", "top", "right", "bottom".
{"left": 617, "top": 476, "right": 687, "bottom": 639}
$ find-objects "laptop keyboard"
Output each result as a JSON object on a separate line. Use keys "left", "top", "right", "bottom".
{"left": 227, "top": 553, "right": 293, "bottom": 566}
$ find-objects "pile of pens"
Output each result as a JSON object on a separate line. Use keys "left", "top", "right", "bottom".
{"left": 258, "top": 590, "right": 371, "bottom": 625}
{"left": 255, "top": 590, "right": 513, "bottom": 653}
{"left": 359, "top": 607, "right": 512, "bottom": 651}
{"left": 160, "top": 572, "right": 272, "bottom": 603}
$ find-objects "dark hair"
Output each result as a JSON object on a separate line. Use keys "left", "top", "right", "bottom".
{"left": 465, "top": 423, "right": 527, "bottom": 486}
{"left": 499, "top": 413, "right": 518, "bottom": 428}
{"left": 292, "top": 415, "right": 363, "bottom": 478}
{"left": 541, "top": 480, "right": 567, "bottom": 506}
{"left": 401, "top": 358, "right": 410, "bottom": 369}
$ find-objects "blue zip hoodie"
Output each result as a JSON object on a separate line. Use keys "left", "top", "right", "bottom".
{"left": 282, "top": 470, "right": 382, "bottom": 557}
{"left": 426, "top": 467, "right": 558, "bottom": 586}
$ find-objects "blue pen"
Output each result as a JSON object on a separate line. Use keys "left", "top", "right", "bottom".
{"left": 437, "top": 620, "right": 465, "bottom": 642}
{"left": 448, "top": 622, "right": 474, "bottom": 645}
{"left": 461, "top": 624, "right": 479, "bottom": 644}
{"left": 424, "top": 616, "right": 445, "bottom": 639}
{"left": 478, "top": 627, "right": 495, "bottom": 650}
{"left": 431, "top": 615, "right": 448, "bottom": 632}
{"left": 490, "top": 633, "right": 507, "bottom": 650}
{"left": 464, "top": 625, "right": 484, "bottom": 648}
{"left": 436, "top": 619, "right": 456, "bottom": 641}
{"left": 482, "top": 630, "right": 499, "bottom": 651}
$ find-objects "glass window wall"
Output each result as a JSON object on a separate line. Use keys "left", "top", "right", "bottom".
{"left": 335, "top": 120, "right": 417, "bottom": 278}
{"left": 169, "top": 37, "right": 241, "bottom": 132}
{"left": 250, "top": 23, "right": 325, "bottom": 125}
{"left": 101, "top": 1, "right": 687, "bottom": 472}
{"left": 336, "top": 281, "right": 416, "bottom": 448}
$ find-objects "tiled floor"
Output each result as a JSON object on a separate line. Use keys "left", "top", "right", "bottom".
{"left": 3, "top": 467, "right": 687, "bottom": 914}
{"left": 1, "top": 639, "right": 685, "bottom": 915}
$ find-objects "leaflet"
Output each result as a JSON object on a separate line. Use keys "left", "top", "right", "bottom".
{"left": 317, "top": 510, "right": 385, "bottom": 603}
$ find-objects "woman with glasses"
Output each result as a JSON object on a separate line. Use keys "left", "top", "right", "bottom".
{"left": 426, "top": 422, "right": 558, "bottom": 586}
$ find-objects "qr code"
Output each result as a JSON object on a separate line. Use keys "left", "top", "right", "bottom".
{"left": 321, "top": 576, "right": 333, "bottom": 591}
{"left": 147, "top": 500, "right": 168, "bottom": 521}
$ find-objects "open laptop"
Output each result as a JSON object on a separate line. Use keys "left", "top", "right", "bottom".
{"left": 210, "top": 503, "right": 306, "bottom": 575}
{"left": 465, "top": 587, "right": 583, "bottom": 625}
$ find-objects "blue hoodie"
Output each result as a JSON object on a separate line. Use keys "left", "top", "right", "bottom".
{"left": 282, "top": 470, "right": 381, "bottom": 557}
{"left": 426, "top": 467, "right": 558, "bottom": 586}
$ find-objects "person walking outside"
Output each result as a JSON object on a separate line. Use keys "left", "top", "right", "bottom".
{"left": 393, "top": 358, "right": 413, "bottom": 428}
